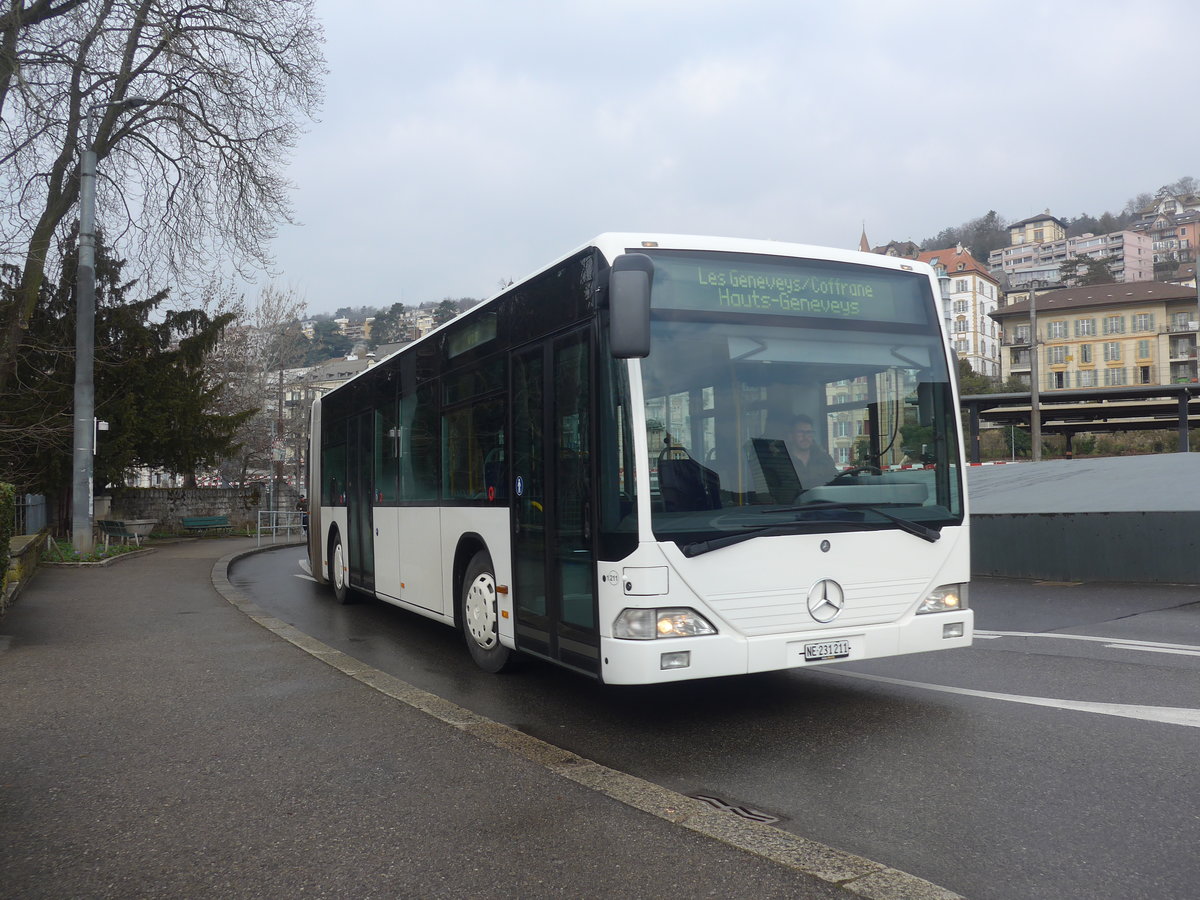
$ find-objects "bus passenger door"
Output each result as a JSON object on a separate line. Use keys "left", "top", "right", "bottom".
{"left": 347, "top": 410, "right": 375, "bottom": 592}
{"left": 511, "top": 330, "right": 599, "bottom": 675}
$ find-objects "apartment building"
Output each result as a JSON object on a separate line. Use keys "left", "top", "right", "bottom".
{"left": 1140, "top": 210, "right": 1200, "bottom": 279}
{"left": 915, "top": 245, "right": 1002, "bottom": 377}
{"left": 991, "top": 281, "right": 1200, "bottom": 390}
{"left": 333, "top": 316, "right": 373, "bottom": 342}
{"left": 988, "top": 211, "right": 1152, "bottom": 287}
{"left": 1129, "top": 191, "right": 1200, "bottom": 280}
{"left": 1135, "top": 189, "right": 1200, "bottom": 221}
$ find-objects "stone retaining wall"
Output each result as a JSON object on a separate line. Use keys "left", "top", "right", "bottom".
{"left": 106, "top": 485, "right": 302, "bottom": 533}
{"left": 3, "top": 532, "right": 48, "bottom": 618}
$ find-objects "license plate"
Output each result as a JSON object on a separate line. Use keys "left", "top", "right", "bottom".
{"left": 803, "top": 639, "right": 852, "bottom": 661}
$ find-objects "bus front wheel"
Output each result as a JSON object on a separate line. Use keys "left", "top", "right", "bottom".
{"left": 461, "top": 551, "right": 514, "bottom": 673}
{"left": 329, "top": 532, "right": 353, "bottom": 605}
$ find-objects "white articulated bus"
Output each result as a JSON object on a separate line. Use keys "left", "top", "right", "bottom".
{"left": 307, "top": 234, "right": 972, "bottom": 684}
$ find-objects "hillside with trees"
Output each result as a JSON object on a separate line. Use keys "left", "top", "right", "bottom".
{"left": 919, "top": 176, "right": 1198, "bottom": 259}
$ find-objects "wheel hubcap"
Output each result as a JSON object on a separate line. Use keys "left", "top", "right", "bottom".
{"left": 465, "top": 572, "right": 498, "bottom": 649}
{"left": 333, "top": 543, "right": 345, "bottom": 590}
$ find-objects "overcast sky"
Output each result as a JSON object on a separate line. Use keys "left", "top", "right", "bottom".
{"left": 268, "top": 0, "right": 1200, "bottom": 316}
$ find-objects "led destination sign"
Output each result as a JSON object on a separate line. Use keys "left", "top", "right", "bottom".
{"left": 643, "top": 251, "right": 932, "bottom": 326}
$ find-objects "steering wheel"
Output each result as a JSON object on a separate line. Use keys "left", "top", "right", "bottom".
{"left": 832, "top": 465, "right": 882, "bottom": 482}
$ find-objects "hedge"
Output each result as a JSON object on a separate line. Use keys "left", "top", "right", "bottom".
{"left": 0, "top": 482, "right": 14, "bottom": 594}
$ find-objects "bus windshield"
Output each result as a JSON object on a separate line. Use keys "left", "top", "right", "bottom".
{"left": 637, "top": 249, "right": 963, "bottom": 548}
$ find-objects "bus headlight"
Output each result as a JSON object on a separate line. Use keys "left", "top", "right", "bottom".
{"left": 918, "top": 584, "right": 968, "bottom": 614}
{"left": 613, "top": 607, "right": 717, "bottom": 640}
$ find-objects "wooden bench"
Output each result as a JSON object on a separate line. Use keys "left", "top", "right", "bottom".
{"left": 96, "top": 519, "right": 141, "bottom": 549}
{"left": 181, "top": 515, "right": 232, "bottom": 535}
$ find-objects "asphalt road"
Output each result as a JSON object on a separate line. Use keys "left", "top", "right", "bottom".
{"left": 230, "top": 549, "right": 1200, "bottom": 900}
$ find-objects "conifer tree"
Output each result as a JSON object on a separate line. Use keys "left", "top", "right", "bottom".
{"left": 0, "top": 229, "right": 252, "bottom": 502}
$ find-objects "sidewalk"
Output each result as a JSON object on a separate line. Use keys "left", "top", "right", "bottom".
{"left": 0, "top": 538, "right": 865, "bottom": 898}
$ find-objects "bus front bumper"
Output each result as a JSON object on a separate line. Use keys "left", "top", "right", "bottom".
{"left": 598, "top": 610, "right": 974, "bottom": 685}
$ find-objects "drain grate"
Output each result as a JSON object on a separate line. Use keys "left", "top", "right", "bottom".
{"left": 690, "top": 794, "right": 779, "bottom": 824}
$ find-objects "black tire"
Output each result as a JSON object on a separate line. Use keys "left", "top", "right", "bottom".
{"left": 461, "top": 550, "right": 515, "bottom": 673}
{"left": 328, "top": 531, "right": 354, "bottom": 605}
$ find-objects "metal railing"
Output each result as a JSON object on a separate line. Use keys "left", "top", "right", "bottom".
{"left": 14, "top": 494, "right": 47, "bottom": 535}
{"left": 1001, "top": 334, "right": 1032, "bottom": 346}
{"left": 256, "top": 509, "right": 306, "bottom": 546}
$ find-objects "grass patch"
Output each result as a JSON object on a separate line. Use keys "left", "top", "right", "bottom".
{"left": 43, "top": 539, "right": 144, "bottom": 564}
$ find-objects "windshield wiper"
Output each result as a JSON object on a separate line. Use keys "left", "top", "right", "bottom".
{"left": 680, "top": 504, "right": 941, "bottom": 556}
{"left": 778, "top": 501, "right": 941, "bottom": 543}
{"left": 680, "top": 522, "right": 816, "bottom": 557}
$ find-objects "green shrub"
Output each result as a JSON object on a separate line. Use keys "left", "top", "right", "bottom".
{"left": 0, "top": 482, "right": 15, "bottom": 592}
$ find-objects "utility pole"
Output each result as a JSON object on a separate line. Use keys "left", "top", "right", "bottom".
{"left": 70, "top": 129, "right": 99, "bottom": 554}
{"left": 72, "top": 98, "right": 147, "bottom": 554}
{"left": 1191, "top": 254, "right": 1200, "bottom": 452}
{"left": 1028, "top": 279, "right": 1042, "bottom": 462}
{"left": 275, "top": 368, "right": 284, "bottom": 513}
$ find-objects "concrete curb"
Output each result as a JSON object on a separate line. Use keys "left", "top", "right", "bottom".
{"left": 212, "top": 544, "right": 964, "bottom": 900}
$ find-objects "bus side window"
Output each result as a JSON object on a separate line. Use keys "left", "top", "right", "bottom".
{"left": 484, "top": 445, "right": 506, "bottom": 501}
{"left": 400, "top": 384, "right": 439, "bottom": 501}
{"left": 443, "top": 396, "right": 505, "bottom": 501}
{"left": 376, "top": 399, "right": 400, "bottom": 502}
{"left": 322, "top": 438, "right": 347, "bottom": 506}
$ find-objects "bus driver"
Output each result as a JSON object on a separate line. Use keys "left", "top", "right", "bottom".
{"left": 786, "top": 414, "right": 839, "bottom": 488}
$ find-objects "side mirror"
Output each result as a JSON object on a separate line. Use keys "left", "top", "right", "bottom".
{"left": 609, "top": 253, "right": 653, "bottom": 358}
{"left": 917, "top": 381, "right": 935, "bottom": 427}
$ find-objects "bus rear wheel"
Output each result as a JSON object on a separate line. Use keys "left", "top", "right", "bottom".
{"left": 461, "top": 551, "right": 514, "bottom": 673}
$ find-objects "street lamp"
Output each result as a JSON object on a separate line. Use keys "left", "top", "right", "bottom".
{"left": 72, "top": 97, "right": 149, "bottom": 553}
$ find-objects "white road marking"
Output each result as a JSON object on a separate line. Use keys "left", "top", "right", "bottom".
{"left": 1102, "top": 644, "right": 1200, "bottom": 658}
{"left": 823, "top": 669, "right": 1200, "bottom": 728}
{"left": 293, "top": 573, "right": 317, "bottom": 583}
{"left": 976, "top": 630, "right": 1200, "bottom": 655}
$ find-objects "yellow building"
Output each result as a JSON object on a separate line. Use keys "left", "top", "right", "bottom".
{"left": 1006, "top": 211, "right": 1067, "bottom": 246}
{"left": 991, "top": 281, "right": 1200, "bottom": 390}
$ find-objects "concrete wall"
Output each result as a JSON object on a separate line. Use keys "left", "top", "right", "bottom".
{"left": 972, "top": 512, "right": 1200, "bottom": 583}
{"left": 106, "top": 485, "right": 302, "bottom": 533}
{"left": 4, "top": 532, "right": 48, "bottom": 617}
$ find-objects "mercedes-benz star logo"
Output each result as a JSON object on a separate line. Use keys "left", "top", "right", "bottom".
{"left": 807, "top": 579, "right": 845, "bottom": 623}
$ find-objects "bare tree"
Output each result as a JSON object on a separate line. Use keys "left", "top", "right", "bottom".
{"left": 1166, "top": 176, "right": 1199, "bottom": 196}
{"left": 1123, "top": 192, "right": 1155, "bottom": 217}
{"left": 204, "top": 280, "right": 308, "bottom": 485}
{"left": 0, "top": 0, "right": 324, "bottom": 388}
{"left": 0, "top": 0, "right": 88, "bottom": 118}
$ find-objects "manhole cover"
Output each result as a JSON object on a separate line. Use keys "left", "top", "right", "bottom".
{"left": 690, "top": 794, "right": 779, "bottom": 824}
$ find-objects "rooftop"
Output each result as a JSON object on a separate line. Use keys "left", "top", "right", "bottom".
{"left": 915, "top": 245, "right": 996, "bottom": 281}
{"left": 992, "top": 280, "right": 1197, "bottom": 318}
{"left": 1008, "top": 211, "right": 1067, "bottom": 231}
